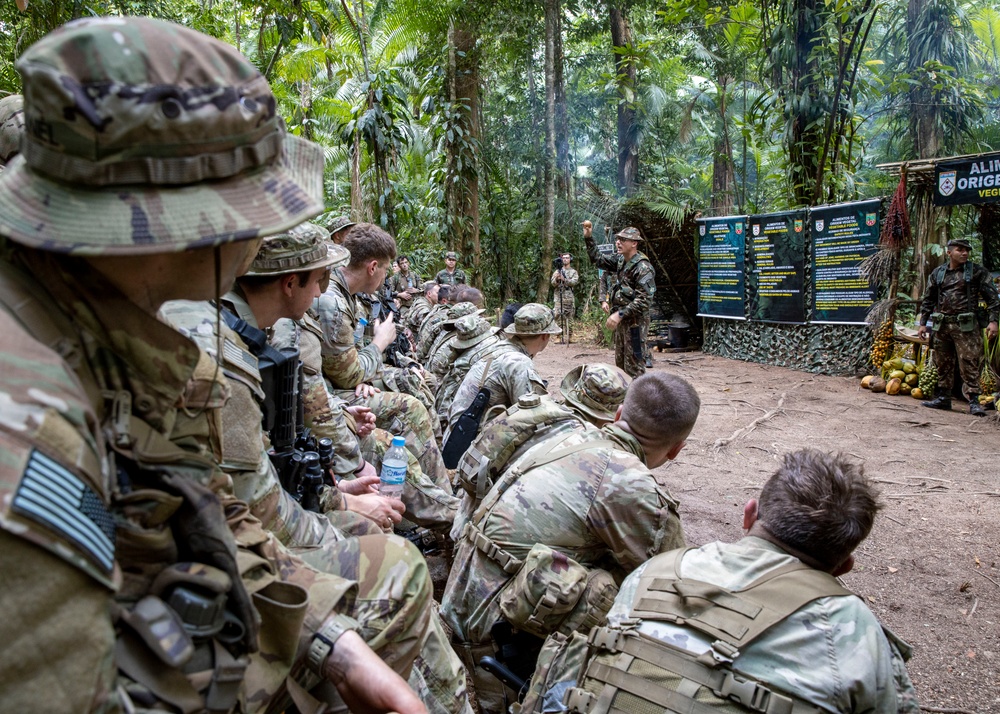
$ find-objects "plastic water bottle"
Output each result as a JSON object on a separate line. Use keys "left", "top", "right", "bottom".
{"left": 379, "top": 436, "right": 407, "bottom": 498}
{"left": 353, "top": 317, "right": 369, "bottom": 346}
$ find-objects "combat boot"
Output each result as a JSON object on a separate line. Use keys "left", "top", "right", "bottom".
{"left": 921, "top": 390, "right": 952, "bottom": 410}
{"left": 969, "top": 397, "right": 987, "bottom": 417}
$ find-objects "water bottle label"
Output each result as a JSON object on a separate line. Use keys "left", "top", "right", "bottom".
{"left": 380, "top": 464, "right": 406, "bottom": 485}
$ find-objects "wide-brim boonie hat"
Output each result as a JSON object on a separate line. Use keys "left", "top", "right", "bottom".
{"left": 442, "top": 302, "right": 486, "bottom": 327}
{"left": 504, "top": 302, "right": 562, "bottom": 336}
{"left": 244, "top": 223, "right": 348, "bottom": 276}
{"left": 0, "top": 17, "right": 323, "bottom": 255}
{"left": 560, "top": 363, "right": 630, "bottom": 422}
{"left": 615, "top": 226, "right": 644, "bottom": 242}
{"left": 453, "top": 315, "right": 498, "bottom": 349}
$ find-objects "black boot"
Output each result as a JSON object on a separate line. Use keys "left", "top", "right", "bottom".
{"left": 921, "top": 390, "right": 952, "bottom": 410}
{"left": 969, "top": 398, "right": 987, "bottom": 417}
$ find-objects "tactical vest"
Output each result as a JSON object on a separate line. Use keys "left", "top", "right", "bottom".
{"left": 562, "top": 548, "right": 852, "bottom": 714}
{"left": 0, "top": 265, "right": 260, "bottom": 713}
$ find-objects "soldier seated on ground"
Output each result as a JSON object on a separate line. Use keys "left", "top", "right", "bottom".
{"left": 407, "top": 280, "right": 439, "bottom": 333}
{"left": 440, "top": 371, "right": 700, "bottom": 713}
{"left": 519, "top": 448, "right": 919, "bottom": 714}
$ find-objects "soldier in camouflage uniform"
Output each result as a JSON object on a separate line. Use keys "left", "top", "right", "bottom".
{"left": 434, "top": 314, "right": 504, "bottom": 430}
{"left": 408, "top": 280, "right": 438, "bottom": 333}
{"left": 551, "top": 252, "right": 580, "bottom": 343}
{"left": 584, "top": 222, "right": 656, "bottom": 377}
{"left": 435, "top": 250, "right": 467, "bottom": 286}
{"left": 391, "top": 254, "right": 422, "bottom": 316}
{"left": 325, "top": 215, "right": 355, "bottom": 244}
{"left": 315, "top": 223, "right": 459, "bottom": 530}
{"left": 0, "top": 17, "right": 425, "bottom": 714}
{"left": 520, "top": 449, "right": 918, "bottom": 714}
{"left": 443, "top": 303, "right": 559, "bottom": 442}
{"left": 416, "top": 296, "right": 478, "bottom": 363}
{"left": 918, "top": 237, "right": 1000, "bottom": 416}
{"left": 0, "top": 94, "right": 24, "bottom": 169}
{"left": 425, "top": 303, "right": 485, "bottom": 382}
{"left": 440, "top": 371, "right": 699, "bottom": 712}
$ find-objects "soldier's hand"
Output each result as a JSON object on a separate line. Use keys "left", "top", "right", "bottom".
{"left": 606, "top": 311, "right": 622, "bottom": 330}
{"left": 582, "top": 220, "right": 592, "bottom": 239}
{"left": 344, "top": 492, "right": 405, "bottom": 531}
{"left": 917, "top": 325, "right": 931, "bottom": 340}
{"left": 989, "top": 321, "right": 999, "bottom": 340}
{"left": 372, "top": 313, "right": 397, "bottom": 352}
{"left": 339, "top": 469, "right": 380, "bottom": 495}
{"left": 600, "top": 301, "right": 610, "bottom": 315}
{"left": 346, "top": 405, "right": 377, "bottom": 438}
{"left": 323, "top": 631, "right": 427, "bottom": 714}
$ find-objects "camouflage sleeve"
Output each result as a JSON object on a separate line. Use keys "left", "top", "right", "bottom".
{"left": 919, "top": 271, "right": 939, "bottom": 323}
{"left": 975, "top": 266, "right": 1000, "bottom": 323}
{"left": 300, "top": 376, "right": 362, "bottom": 479}
{"left": 599, "top": 272, "right": 611, "bottom": 303}
{"left": 434, "top": 269, "right": 446, "bottom": 284}
{"left": 495, "top": 354, "right": 548, "bottom": 405}
{"left": 457, "top": 269, "right": 467, "bottom": 284}
{"left": 585, "top": 233, "right": 619, "bottom": 271}
{"left": 587, "top": 466, "right": 684, "bottom": 571}
{"left": 315, "top": 292, "right": 384, "bottom": 389}
{"left": 566, "top": 268, "right": 580, "bottom": 287}
{"left": 550, "top": 269, "right": 561, "bottom": 287}
{"left": 619, "top": 261, "right": 654, "bottom": 321}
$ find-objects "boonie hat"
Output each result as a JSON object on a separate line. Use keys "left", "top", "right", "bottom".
{"left": 0, "top": 95, "right": 24, "bottom": 167}
{"left": 453, "top": 315, "right": 496, "bottom": 349}
{"left": 947, "top": 238, "right": 972, "bottom": 249}
{"left": 504, "top": 303, "right": 562, "bottom": 337}
{"left": 445, "top": 251, "right": 459, "bottom": 260}
{"left": 245, "top": 222, "right": 348, "bottom": 276}
{"left": 0, "top": 17, "right": 323, "bottom": 254}
{"left": 327, "top": 216, "right": 355, "bottom": 235}
{"left": 442, "top": 301, "right": 485, "bottom": 327}
{"left": 615, "top": 226, "right": 644, "bottom": 242}
{"left": 560, "top": 363, "right": 630, "bottom": 423}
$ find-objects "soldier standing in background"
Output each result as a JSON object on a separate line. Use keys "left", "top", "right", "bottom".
{"left": 918, "top": 237, "right": 1000, "bottom": 416}
{"left": 583, "top": 221, "right": 656, "bottom": 377}
{"left": 550, "top": 252, "right": 579, "bottom": 343}
{"left": 391, "top": 254, "right": 422, "bottom": 316}
{"left": 436, "top": 250, "right": 467, "bottom": 286}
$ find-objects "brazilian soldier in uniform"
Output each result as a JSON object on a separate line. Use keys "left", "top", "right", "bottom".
{"left": 0, "top": 17, "right": 425, "bottom": 714}
{"left": 441, "top": 372, "right": 698, "bottom": 713}
{"left": 0, "top": 94, "right": 24, "bottom": 170}
{"left": 551, "top": 252, "right": 580, "bottom": 343}
{"left": 392, "top": 254, "right": 423, "bottom": 317}
{"left": 918, "top": 237, "right": 1000, "bottom": 416}
{"left": 520, "top": 449, "right": 918, "bottom": 714}
{"left": 584, "top": 221, "right": 656, "bottom": 377}
{"left": 435, "top": 250, "right": 468, "bottom": 286}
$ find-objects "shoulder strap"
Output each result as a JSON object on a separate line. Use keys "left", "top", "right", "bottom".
{"left": 477, "top": 356, "right": 495, "bottom": 391}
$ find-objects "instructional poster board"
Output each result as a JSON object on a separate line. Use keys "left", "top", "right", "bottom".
{"left": 934, "top": 151, "right": 1000, "bottom": 206}
{"left": 747, "top": 210, "right": 807, "bottom": 323}
{"left": 696, "top": 215, "right": 747, "bottom": 319}
{"left": 810, "top": 199, "right": 879, "bottom": 324}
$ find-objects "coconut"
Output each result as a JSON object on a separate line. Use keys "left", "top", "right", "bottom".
{"left": 870, "top": 377, "right": 887, "bottom": 393}
{"left": 861, "top": 375, "right": 875, "bottom": 389}
{"left": 886, "top": 378, "right": 902, "bottom": 395}
{"left": 911, "top": 387, "right": 924, "bottom": 399}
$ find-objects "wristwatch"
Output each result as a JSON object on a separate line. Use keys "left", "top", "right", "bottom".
{"left": 306, "top": 613, "right": 361, "bottom": 676}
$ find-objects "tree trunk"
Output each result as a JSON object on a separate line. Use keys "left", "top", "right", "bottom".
{"left": 447, "top": 22, "right": 482, "bottom": 289}
{"left": 526, "top": 44, "right": 544, "bottom": 196}
{"left": 711, "top": 75, "right": 736, "bottom": 214}
{"left": 610, "top": 6, "right": 638, "bottom": 196}
{"left": 537, "top": 0, "right": 558, "bottom": 302}
{"left": 554, "top": 6, "right": 571, "bottom": 215}
{"left": 351, "top": 132, "right": 363, "bottom": 220}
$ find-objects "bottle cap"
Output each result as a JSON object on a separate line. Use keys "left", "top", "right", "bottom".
{"left": 391, "top": 436, "right": 406, "bottom": 448}
{"left": 359, "top": 317, "right": 369, "bottom": 326}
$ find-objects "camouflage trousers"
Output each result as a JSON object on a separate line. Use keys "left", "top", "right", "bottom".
{"left": 376, "top": 366, "right": 442, "bottom": 441}
{"left": 226, "top": 497, "right": 470, "bottom": 714}
{"left": 554, "top": 293, "right": 574, "bottom": 344}
{"left": 933, "top": 322, "right": 983, "bottom": 398}
{"left": 0, "top": 531, "right": 119, "bottom": 713}
{"left": 614, "top": 315, "right": 648, "bottom": 378}
{"left": 351, "top": 391, "right": 458, "bottom": 527}
{"left": 360, "top": 427, "right": 459, "bottom": 530}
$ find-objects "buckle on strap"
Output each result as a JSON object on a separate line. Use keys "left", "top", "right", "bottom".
{"left": 587, "top": 625, "right": 625, "bottom": 653}
{"left": 462, "top": 523, "right": 523, "bottom": 574}
{"left": 719, "top": 673, "right": 792, "bottom": 714}
{"left": 564, "top": 687, "right": 596, "bottom": 713}
{"left": 697, "top": 639, "right": 739, "bottom": 667}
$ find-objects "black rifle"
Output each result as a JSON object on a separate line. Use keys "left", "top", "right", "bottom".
{"left": 361, "top": 280, "right": 414, "bottom": 368}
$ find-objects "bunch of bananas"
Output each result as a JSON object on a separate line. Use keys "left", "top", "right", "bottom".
{"left": 919, "top": 362, "right": 939, "bottom": 394}
{"left": 869, "top": 320, "right": 893, "bottom": 370}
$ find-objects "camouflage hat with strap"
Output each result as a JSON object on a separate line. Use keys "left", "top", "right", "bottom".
{"left": 560, "top": 363, "right": 631, "bottom": 423}
{"left": 0, "top": 17, "right": 323, "bottom": 254}
{"left": 244, "top": 222, "right": 348, "bottom": 276}
{"left": 0, "top": 95, "right": 24, "bottom": 167}
{"left": 442, "top": 301, "right": 485, "bottom": 327}
{"left": 504, "top": 303, "right": 562, "bottom": 337}
{"left": 615, "top": 226, "right": 644, "bottom": 242}
{"left": 445, "top": 251, "right": 459, "bottom": 260}
{"left": 453, "top": 314, "right": 496, "bottom": 349}
{"left": 326, "top": 215, "right": 355, "bottom": 235}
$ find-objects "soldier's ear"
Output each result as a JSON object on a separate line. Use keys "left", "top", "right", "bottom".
{"left": 613, "top": 405, "right": 624, "bottom": 423}
{"left": 743, "top": 499, "right": 758, "bottom": 531}
{"left": 830, "top": 554, "right": 855, "bottom": 577}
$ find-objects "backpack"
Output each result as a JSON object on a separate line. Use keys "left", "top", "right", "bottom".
{"left": 457, "top": 392, "right": 583, "bottom": 500}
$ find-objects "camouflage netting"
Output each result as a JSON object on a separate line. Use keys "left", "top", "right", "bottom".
{"left": 703, "top": 319, "right": 871, "bottom": 375}
{"left": 579, "top": 187, "right": 701, "bottom": 347}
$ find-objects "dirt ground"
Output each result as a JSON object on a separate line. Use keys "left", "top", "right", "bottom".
{"left": 531, "top": 340, "right": 1000, "bottom": 714}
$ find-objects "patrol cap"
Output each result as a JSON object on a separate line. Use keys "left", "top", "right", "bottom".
{"left": 947, "top": 238, "right": 972, "bottom": 249}
{"left": 560, "top": 363, "right": 630, "bottom": 423}
{"left": 0, "top": 95, "right": 24, "bottom": 167}
{"left": 442, "top": 301, "right": 485, "bottom": 327}
{"left": 445, "top": 251, "right": 459, "bottom": 260}
{"left": 0, "top": 17, "right": 323, "bottom": 255}
{"left": 453, "top": 315, "right": 496, "bottom": 349}
{"left": 615, "top": 226, "right": 644, "bottom": 242}
{"left": 327, "top": 215, "right": 355, "bottom": 235}
{"left": 244, "top": 222, "right": 348, "bottom": 276}
{"left": 504, "top": 303, "right": 562, "bottom": 337}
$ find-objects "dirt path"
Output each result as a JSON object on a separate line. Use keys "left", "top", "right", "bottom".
{"left": 533, "top": 342, "right": 1000, "bottom": 713}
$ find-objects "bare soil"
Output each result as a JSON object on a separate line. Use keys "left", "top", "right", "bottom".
{"left": 532, "top": 340, "right": 1000, "bottom": 714}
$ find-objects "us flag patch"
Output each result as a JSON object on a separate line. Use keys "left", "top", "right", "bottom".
{"left": 12, "top": 449, "right": 115, "bottom": 573}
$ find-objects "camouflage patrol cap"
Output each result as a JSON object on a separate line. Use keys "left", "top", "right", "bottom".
{"left": 947, "top": 238, "right": 972, "bottom": 249}
{"left": 445, "top": 251, "right": 459, "bottom": 260}
{"left": 327, "top": 215, "right": 355, "bottom": 235}
{"left": 504, "top": 303, "right": 562, "bottom": 337}
{"left": 615, "top": 226, "right": 644, "bottom": 242}
{"left": 244, "top": 222, "right": 348, "bottom": 276}
{"left": 0, "top": 17, "right": 323, "bottom": 254}
{"left": 453, "top": 315, "right": 496, "bottom": 348}
{"left": 560, "top": 363, "right": 630, "bottom": 424}
{"left": 0, "top": 95, "right": 24, "bottom": 167}
{"left": 442, "top": 301, "right": 485, "bottom": 327}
